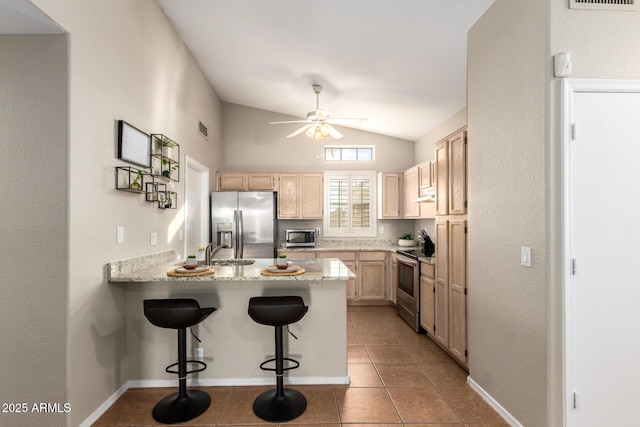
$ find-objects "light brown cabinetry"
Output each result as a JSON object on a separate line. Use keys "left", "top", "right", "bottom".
{"left": 279, "top": 251, "right": 316, "bottom": 259}
{"left": 377, "top": 173, "right": 403, "bottom": 219}
{"left": 277, "top": 173, "right": 323, "bottom": 219}
{"left": 317, "top": 252, "right": 357, "bottom": 300}
{"left": 403, "top": 166, "right": 420, "bottom": 218}
{"left": 357, "top": 252, "right": 387, "bottom": 301}
{"left": 435, "top": 129, "right": 467, "bottom": 215}
{"left": 434, "top": 218, "right": 467, "bottom": 366}
{"left": 317, "top": 251, "right": 386, "bottom": 302}
{"left": 217, "top": 172, "right": 277, "bottom": 191}
{"left": 390, "top": 253, "right": 397, "bottom": 304}
{"left": 419, "top": 262, "right": 435, "bottom": 336}
{"left": 418, "top": 161, "right": 434, "bottom": 196}
{"left": 404, "top": 164, "right": 435, "bottom": 219}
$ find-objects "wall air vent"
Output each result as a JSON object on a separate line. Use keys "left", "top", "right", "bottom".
{"left": 569, "top": 0, "right": 639, "bottom": 11}
{"left": 198, "top": 120, "right": 208, "bottom": 139}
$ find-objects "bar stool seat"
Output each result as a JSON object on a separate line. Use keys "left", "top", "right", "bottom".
{"left": 248, "top": 296, "right": 308, "bottom": 423}
{"left": 144, "top": 299, "right": 216, "bottom": 424}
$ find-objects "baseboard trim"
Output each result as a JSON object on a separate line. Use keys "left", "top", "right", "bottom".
{"left": 467, "top": 376, "right": 524, "bottom": 427}
{"left": 78, "top": 382, "right": 129, "bottom": 427}
{"left": 80, "top": 375, "right": 350, "bottom": 426}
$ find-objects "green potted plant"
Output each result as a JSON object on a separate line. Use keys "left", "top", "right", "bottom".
{"left": 158, "top": 136, "right": 177, "bottom": 161}
{"left": 398, "top": 233, "right": 415, "bottom": 247}
{"left": 184, "top": 255, "right": 197, "bottom": 270}
{"left": 276, "top": 253, "right": 289, "bottom": 269}
{"left": 162, "top": 159, "right": 179, "bottom": 178}
{"left": 130, "top": 169, "right": 144, "bottom": 191}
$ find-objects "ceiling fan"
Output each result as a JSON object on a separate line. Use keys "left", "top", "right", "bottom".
{"left": 270, "top": 84, "right": 368, "bottom": 140}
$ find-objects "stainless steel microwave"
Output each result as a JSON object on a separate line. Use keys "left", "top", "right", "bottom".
{"left": 284, "top": 229, "right": 315, "bottom": 247}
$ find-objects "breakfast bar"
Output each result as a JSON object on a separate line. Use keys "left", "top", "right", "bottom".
{"left": 107, "top": 251, "right": 353, "bottom": 387}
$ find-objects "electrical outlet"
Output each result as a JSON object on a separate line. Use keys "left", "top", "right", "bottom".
{"left": 379, "top": 226, "right": 384, "bottom": 234}
{"left": 195, "top": 347, "right": 204, "bottom": 361}
{"left": 150, "top": 232, "right": 158, "bottom": 246}
{"left": 315, "top": 227, "right": 321, "bottom": 236}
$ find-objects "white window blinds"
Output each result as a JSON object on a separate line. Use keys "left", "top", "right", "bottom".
{"left": 324, "top": 171, "right": 376, "bottom": 237}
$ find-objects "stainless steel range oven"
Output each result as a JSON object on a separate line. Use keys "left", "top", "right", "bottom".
{"left": 396, "top": 250, "right": 421, "bottom": 332}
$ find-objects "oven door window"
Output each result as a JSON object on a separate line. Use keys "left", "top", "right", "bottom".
{"left": 397, "top": 261, "right": 415, "bottom": 297}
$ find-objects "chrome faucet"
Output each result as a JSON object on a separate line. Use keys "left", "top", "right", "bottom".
{"left": 204, "top": 243, "right": 230, "bottom": 265}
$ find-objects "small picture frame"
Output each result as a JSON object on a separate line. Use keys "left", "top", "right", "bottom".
{"left": 118, "top": 120, "right": 151, "bottom": 167}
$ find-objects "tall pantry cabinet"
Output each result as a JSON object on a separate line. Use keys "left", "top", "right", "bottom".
{"left": 433, "top": 128, "right": 468, "bottom": 367}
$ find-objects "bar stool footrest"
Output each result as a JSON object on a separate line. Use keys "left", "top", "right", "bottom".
{"left": 165, "top": 360, "right": 207, "bottom": 375}
{"left": 259, "top": 357, "right": 300, "bottom": 372}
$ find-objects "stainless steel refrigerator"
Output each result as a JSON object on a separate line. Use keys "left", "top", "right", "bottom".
{"left": 210, "top": 191, "right": 277, "bottom": 259}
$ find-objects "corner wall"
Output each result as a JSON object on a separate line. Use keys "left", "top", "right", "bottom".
{"left": 467, "top": 1, "right": 548, "bottom": 425}
{"left": 29, "top": 1, "right": 223, "bottom": 425}
{"left": 0, "top": 34, "right": 69, "bottom": 427}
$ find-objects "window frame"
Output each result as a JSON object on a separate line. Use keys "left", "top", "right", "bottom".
{"left": 323, "top": 170, "right": 377, "bottom": 238}
{"left": 324, "top": 145, "right": 375, "bottom": 162}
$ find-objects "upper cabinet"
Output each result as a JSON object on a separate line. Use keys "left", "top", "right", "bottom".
{"left": 418, "top": 161, "right": 434, "bottom": 197}
{"left": 277, "top": 173, "right": 323, "bottom": 219}
{"left": 377, "top": 172, "right": 403, "bottom": 219}
{"left": 435, "top": 129, "right": 467, "bottom": 216}
{"left": 217, "top": 172, "right": 278, "bottom": 191}
{"left": 403, "top": 166, "right": 421, "bottom": 218}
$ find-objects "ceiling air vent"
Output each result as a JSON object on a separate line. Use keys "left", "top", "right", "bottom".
{"left": 569, "top": 0, "right": 639, "bottom": 11}
{"left": 198, "top": 120, "right": 208, "bottom": 139}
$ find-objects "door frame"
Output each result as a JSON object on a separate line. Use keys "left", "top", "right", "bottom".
{"left": 183, "top": 155, "right": 210, "bottom": 257}
{"left": 561, "top": 78, "right": 640, "bottom": 426}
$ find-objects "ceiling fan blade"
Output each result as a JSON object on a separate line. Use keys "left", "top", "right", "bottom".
{"left": 270, "top": 120, "right": 311, "bottom": 125}
{"left": 327, "top": 125, "right": 343, "bottom": 139}
{"left": 287, "top": 124, "right": 313, "bottom": 138}
{"left": 327, "top": 117, "right": 369, "bottom": 124}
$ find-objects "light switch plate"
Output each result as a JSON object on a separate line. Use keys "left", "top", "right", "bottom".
{"left": 521, "top": 247, "right": 531, "bottom": 267}
{"left": 116, "top": 226, "right": 124, "bottom": 244}
{"left": 150, "top": 232, "right": 158, "bottom": 246}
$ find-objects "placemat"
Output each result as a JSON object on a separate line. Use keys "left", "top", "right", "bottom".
{"left": 260, "top": 267, "right": 306, "bottom": 277}
{"left": 167, "top": 268, "right": 215, "bottom": 277}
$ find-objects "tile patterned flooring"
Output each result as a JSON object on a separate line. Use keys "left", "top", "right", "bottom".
{"left": 93, "top": 305, "right": 507, "bottom": 426}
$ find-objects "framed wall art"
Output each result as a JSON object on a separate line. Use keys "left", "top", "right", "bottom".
{"left": 117, "top": 120, "right": 151, "bottom": 167}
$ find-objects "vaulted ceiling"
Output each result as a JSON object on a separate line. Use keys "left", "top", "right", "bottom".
{"left": 1, "top": 0, "right": 495, "bottom": 141}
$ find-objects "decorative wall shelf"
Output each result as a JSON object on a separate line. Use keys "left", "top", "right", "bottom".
{"left": 150, "top": 134, "right": 180, "bottom": 182}
{"left": 116, "top": 166, "right": 149, "bottom": 193}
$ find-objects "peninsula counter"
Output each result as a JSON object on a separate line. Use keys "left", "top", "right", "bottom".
{"left": 107, "top": 253, "right": 354, "bottom": 387}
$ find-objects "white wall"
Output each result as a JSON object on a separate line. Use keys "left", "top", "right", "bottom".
{"left": 467, "top": 1, "right": 548, "bottom": 426}
{"left": 0, "top": 34, "right": 68, "bottom": 427}
{"left": 221, "top": 102, "right": 415, "bottom": 173}
{"left": 547, "top": 1, "right": 640, "bottom": 424}
{"left": 26, "top": 1, "right": 223, "bottom": 425}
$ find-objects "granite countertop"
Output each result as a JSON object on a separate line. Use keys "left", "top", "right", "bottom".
{"left": 107, "top": 251, "right": 355, "bottom": 283}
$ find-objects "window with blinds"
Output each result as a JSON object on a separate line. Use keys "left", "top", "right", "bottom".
{"left": 324, "top": 171, "right": 377, "bottom": 237}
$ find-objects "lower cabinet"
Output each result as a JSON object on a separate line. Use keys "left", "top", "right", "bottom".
{"left": 419, "top": 262, "right": 435, "bottom": 336}
{"left": 357, "top": 252, "right": 386, "bottom": 301}
{"left": 317, "top": 252, "right": 357, "bottom": 300}
{"left": 390, "top": 253, "right": 398, "bottom": 304}
{"left": 431, "top": 217, "right": 467, "bottom": 367}
{"left": 316, "top": 251, "right": 386, "bottom": 302}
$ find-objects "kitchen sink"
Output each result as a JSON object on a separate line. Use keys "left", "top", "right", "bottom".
{"left": 208, "top": 259, "right": 255, "bottom": 266}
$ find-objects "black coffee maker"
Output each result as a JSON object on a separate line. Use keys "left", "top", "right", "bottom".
{"left": 419, "top": 229, "right": 435, "bottom": 257}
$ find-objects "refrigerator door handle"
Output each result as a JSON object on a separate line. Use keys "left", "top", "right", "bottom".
{"left": 237, "top": 210, "right": 244, "bottom": 259}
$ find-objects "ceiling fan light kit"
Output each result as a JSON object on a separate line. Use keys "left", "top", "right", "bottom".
{"left": 270, "top": 84, "right": 368, "bottom": 140}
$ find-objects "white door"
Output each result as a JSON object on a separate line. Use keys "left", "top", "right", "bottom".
{"left": 564, "top": 81, "right": 640, "bottom": 426}
{"left": 184, "top": 156, "right": 209, "bottom": 259}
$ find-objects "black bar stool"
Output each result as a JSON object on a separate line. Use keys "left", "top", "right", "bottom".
{"left": 143, "top": 299, "right": 217, "bottom": 424}
{"left": 248, "top": 296, "right": 308, "bottom": 422}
